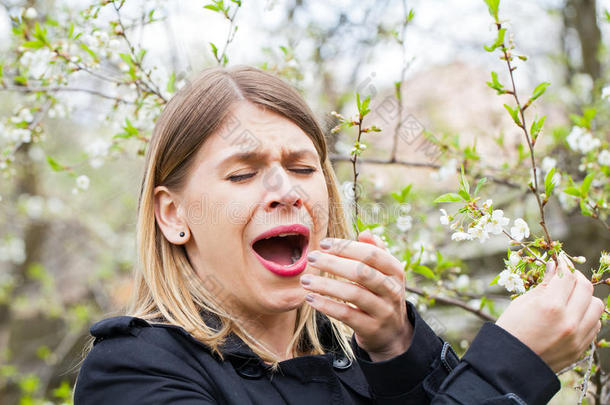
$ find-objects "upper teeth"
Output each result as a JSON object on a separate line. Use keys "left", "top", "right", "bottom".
{"left": 264, "top": 232, "right": 299, "bottom": 240}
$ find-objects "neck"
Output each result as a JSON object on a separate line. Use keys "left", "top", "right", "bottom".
{"left": 232, "top": 307, "right": 298, "bottom": 363}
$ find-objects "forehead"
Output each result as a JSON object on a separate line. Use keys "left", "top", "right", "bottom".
{"left": 196, "top": 101, "right": 320, "bottom": 167}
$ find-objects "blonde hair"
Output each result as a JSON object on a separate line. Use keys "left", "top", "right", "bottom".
{"left": 129, "top": 65, "right": 356, "bottom": 371}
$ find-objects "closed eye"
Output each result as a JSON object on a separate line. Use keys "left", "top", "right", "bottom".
{"left": 227, "top": 168, "right": 316, "bottom": 182}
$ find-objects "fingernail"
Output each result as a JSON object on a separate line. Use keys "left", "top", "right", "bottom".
{"left": 305, "top": 293, "right": 315, "bottom": 303}
{"left": 300, "top": 274, "right": 312, "bottom": 286}
{"left": 307, "top": 251, "right": 320, "bottom": 262}
{"left": 320, "top": 238, "right": 332, "bottom": 249}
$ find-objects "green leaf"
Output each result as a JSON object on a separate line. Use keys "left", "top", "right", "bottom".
{"left": 46, "top": 156, "right": 65, "bottom": 171}
{"left": 530, "top": 82, "right": 550, "bottom": 102}
{"left": 203, "top": 4, "right": 220, "bottom": 12}
{"left": 483, "top": 0, "right": 500, "bottom": 20}
{"left": 486, "top": 71, "right": 505, "bottom": 94}
{"left": 489, "top": 274, "right": 500, "bottom": 286}
{"left": 208, "top": 42, "right": 219, "bottom": 60}
{"left": 167, "top": 72, "right": 176, "bottom": 94}
{"left": 433, "top": 193, "right": 463, "bottom": 203}
{"left": 580, "top": 199, "right": 593, "bottom": 217}
{"left": 21, "top": 40, "right": 45, "bottom": 49}
{"left": 544, "top": 167, "right": 556, "bottom": 197}
{"left": 484, "top": 27, "right": 505, "bottom": 52}
{"left": 414, "top": 265, "right": 436, "bottom": 280}
{"left": 530, "top": 115, "right": 546, "bottom": 141}
{"left": 460, "top": 165, "right": 470, "bottom": 194}
{"left": 474, "top": 177, "right": 487, "bottom": 196}
{"left": 503, "top": 104, "right": 521, "bottom": 126}
{"left": 581, "top": 173, "right": 594, "bottom": 197}
{"left": 562, "top": 187, "right": 582, "bottom": 197}
{"left": 458, "top": 189, "right": 471, "bottom": 201}
{"left": 81, "top": 43, "right": 99, "bottom": 61}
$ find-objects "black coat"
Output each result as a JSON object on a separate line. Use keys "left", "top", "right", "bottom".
{"left": 74, "top": 300, "right": 560, "bottom": 404}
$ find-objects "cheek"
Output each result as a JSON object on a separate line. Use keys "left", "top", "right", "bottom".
{"left": 304, "top": 176, "right": 329, "bottom": 236}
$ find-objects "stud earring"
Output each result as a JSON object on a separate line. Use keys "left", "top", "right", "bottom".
{"left": 179, "top": 231, "right": 185, "bottom": 237}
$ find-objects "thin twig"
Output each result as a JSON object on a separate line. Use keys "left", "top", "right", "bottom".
{"left": 577, "top": 341, "right": 596, "bottom": 405}
{"left": 215, "top": 3, "right": 241, "bottom": 66}
{"left": 390, "top": 0, "right": 413, "bottom": 162}
{"left": 496, "top": 22, "right": 552, "bottom": 244}
{"left": 405, "top": 284, "right": 497, "bottom": 322}
{"left": 2, "top": 84, "right": 135, "bottom": 103}
{"left": 329, "top": 153, "right": 520, "bottom": 189}
{"left": 111, "top": 0, "right": 167, "bottom": 103}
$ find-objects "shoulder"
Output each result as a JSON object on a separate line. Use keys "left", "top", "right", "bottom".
{"left": 74, "top": 316, "right": 219, "bottom": 404}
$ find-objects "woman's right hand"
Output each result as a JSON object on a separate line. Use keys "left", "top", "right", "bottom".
{"left": 495, "top": 256, "right": 605, "bottom": 373}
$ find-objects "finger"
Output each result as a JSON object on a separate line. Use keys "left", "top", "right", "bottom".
{"left": 318, "top": 237, "right": 403, "bottom": 278}
{"left": 307, "top": 251, "right": 404, "bottom": 299}
{"left": 581, "top": 297, "right": 606, "bottom": 333}
{"left": 566, "top": 271, "right": 595, "bottom": 322}
{"left": 305, "top": 292, "right": 371, "bottom": 331}
{"left": 358, "top": 229, "right": 388, "bottom": 252}
{"left": 540, "top": 259, "right": 556, "bottom": 286}
{"left": 358, "top": 228, "right": 376, "bottom": 245}
{"left": 546, "top": 256, "right": 578, "bottom": 305}
{"left": 577, "top": 298, "right": 604, "bottom": 353}
{"left": 300, "top": 273, "right": 386, "bottom": 317}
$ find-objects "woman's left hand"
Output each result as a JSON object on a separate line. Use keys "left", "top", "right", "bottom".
{"left": 301, "top": 229, "right": 413, "bottom": 362}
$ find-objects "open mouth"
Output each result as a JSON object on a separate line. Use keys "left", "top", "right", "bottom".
{"left": 251, "top": 233, "right": 308, "bottom": 266}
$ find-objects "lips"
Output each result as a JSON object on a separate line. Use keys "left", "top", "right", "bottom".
{"left": 250, "top": 224, "right": 310, "bottom": 277}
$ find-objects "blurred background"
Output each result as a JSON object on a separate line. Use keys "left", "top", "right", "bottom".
{"left": 0, "top": 0, "right": 609, "bottom": 403}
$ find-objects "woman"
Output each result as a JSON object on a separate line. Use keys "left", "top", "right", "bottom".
{"left": 74, "top": 65, "right": 604, "bottom": 404}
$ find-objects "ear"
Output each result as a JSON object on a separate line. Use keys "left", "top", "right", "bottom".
{"left": 154, "top": 185, "right": 190, "bottom": 245}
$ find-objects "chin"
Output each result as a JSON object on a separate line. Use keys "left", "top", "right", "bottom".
{"left": 260, "top": 288, "right": 306, "bottom": 313}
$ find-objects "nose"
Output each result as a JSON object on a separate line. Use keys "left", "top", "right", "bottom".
{"left": 262, "top": 166, "right": 304, "bottom": 212}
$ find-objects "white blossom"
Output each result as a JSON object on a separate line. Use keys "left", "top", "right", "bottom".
{"left": 481, "top": 199, "right": 493, "bottom": 210}
{"left": 485, "top": 210, "right": 509, "bottom": 235}
{"left": 431, "top": 158, "right": 457, "bottom": 181}
{"left": 412, "top": 240, "right": 435, "bottom": 264}
{"left": 541, "top": 156, "right": 556, "bottom": 173}
{"left": 451, "top": 231, "right": 472, "bottom": 241}
{"left": 455, "top": 274, "right": 470, "bottom": 290}
{"left": 76, "top": 175, "right": 90, "bottom": 190}
{"left": 497, "top": 269, "right": 525, "bottom": 294}
{"left": 85, "top": 138, "right": 112, "bottom": 168}
{"left": 468, "top": 222, "right": 490, "bottom": 243}
{"left": 510, "top": 218, "right": 530, "bottom": 242}
{"left": 439, "top": 209, "right": 450, "bottom": 225}
{"left": 20, "top": 48, "right": 55, "bottom": 78}
{"left": 396, "top": 215, "right": 412, "bottom": 232}
{"left": 25, "top": 195, "right": 45, "bottom": 219}
{"left": 599, "top": 150, "right": 610, "bottom": 166}
{"left": 399, "top": 203, "right": 411, "bottom": 215}
{"left": 371, "top": 226, "right": 385, "bottom": 236}
{"left": 24, "top": 7, "right": 37, "bottom": 19}
{"left": 602, "top": 86, "right": 610, "bottom": 99}
{"left": 566, "top": 126, "right": 601, "bottom": 154}
{"left": 601, "top": 251, "right": 610, "bottom": 266}
{"left": 509, "top": 251, "right": 521, "bottom": 267}
{"left": 0, "top": 238, "right": 26, "bottom": 264}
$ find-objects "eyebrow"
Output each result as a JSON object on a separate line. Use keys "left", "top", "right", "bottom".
{"left": 216, "top": 149, "right": 319, "bottom": 173}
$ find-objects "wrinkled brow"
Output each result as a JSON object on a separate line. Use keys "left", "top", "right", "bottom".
{"left": 216, "top": 149, "right": 318, "bottom": 172}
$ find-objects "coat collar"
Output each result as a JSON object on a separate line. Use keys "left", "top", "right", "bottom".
{"left": 199, "top": 308, "right": 342, "bottom": 360}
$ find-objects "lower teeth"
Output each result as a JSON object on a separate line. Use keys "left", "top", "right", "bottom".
{"left": 289, "top": 247, "right": 301, "bottom": 265}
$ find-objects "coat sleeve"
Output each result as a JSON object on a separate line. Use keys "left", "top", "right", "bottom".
{"left": 73, "top": 318, "right": 218, "bottom": 405}
{"left": 351, "top": 300, "right": 560, "bottom": 405}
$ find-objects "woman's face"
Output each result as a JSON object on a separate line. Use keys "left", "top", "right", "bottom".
{"left": 155, "top": 101, "right": 329, "bottom": 319}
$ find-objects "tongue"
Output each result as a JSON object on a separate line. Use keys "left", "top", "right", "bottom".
{"left": 253, "top": 237, "right": 299, "bottom": 266}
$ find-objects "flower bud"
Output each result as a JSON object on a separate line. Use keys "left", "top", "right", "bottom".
{"left": 573, "top": 256, "right": 586, "bottom": 264}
